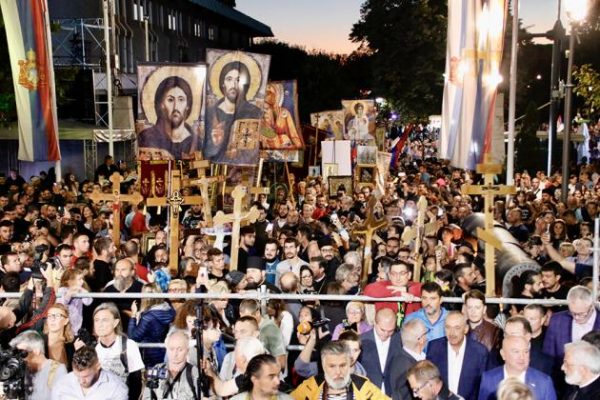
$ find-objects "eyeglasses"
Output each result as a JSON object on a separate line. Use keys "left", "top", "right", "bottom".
{"left": 412, "top": 380, "right": 431, "bottom": 397}
{"left": 417, "top": 328, "right": 431, "bottom": 341}
{"left": 47, "top": 314, "right": 66, "bottom": 320}
{"left": 389, "top": 270, "right": 409, "bottom": 278}
{"left": 570, "top": 306, "right": 593, "bottom": 319}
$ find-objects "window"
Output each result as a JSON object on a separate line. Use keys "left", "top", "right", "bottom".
{"left": 132, "top": 1, "right": 144, "bottom": 21}
{"left": 167, "top": 11, "right": 176, "bottom": 31}
{"left": 208, "top": 25, "right": 217, "bottom": 41}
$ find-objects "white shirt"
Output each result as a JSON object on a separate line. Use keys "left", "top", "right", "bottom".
{"left": 95, "top": 337, "right": 145, "bottom": 384}
{"left": 572, "top": 309, "right": 597, "bottom": 342}
{"left": 403, "top": 346, "right": 426, "bottom": 361}
{"left": 447, "top": 338, "right": 467, "bottom": 394}
{"left": 503, "top": 366, "right": 527, "bottom": 384}
{"left": 51, "top": 369, "right": 128, "bottom": 400}
{"left": 374, "top": 332, "right": 391, "bottom": 393}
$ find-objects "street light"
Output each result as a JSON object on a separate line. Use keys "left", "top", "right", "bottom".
{"left": 561, "top": 0, "right": 589, "bottom": 202}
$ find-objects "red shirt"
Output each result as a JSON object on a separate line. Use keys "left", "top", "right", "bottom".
{"left": 364, "top": 280, "right": 422, "bottom": 315}
{"left": 135, "top": 262, "right": 149, "bottom": 283}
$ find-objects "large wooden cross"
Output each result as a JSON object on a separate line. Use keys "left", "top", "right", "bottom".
{"left": 462, "top": 156, "right": 516, "bottom": 297}
{"left": 146, "top": 169, "right": 203, "bottom": 274}
{"left": 352, "top": 192, "right": 388, "bottom": 286}
{"left": 89, "top": 172, "right": 143, "bottom": 245}
{"left": 213, "top": 185, "right": 260, "bottom": 271}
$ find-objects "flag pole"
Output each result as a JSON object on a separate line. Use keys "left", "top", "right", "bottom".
{"left": 506, "top": 0, "right": 518, "bottom": 186}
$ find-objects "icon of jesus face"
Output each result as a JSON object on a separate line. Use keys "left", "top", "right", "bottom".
{"left": 223, "top": 69, "right": 245, "bottom": 103}
{"left": 160, "top": 86, "right": 189, "bottom": 128}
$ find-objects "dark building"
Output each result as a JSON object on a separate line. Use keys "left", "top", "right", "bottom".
{"left": 49, "top": 0, "right": 273, "bottom": 71}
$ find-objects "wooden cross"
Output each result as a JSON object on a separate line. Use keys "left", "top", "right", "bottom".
{"left": 146, "top": 169, "right": 203, "bottom": 274}
{"left": 352, "top": 192, "right": 388, "bottom": 286}
{"left": 462, "top": 155, "right": 516, "bottom": 297}
{"left": 183, "top": 175, "right": 224, "bottom": 227}
{"left": 412, "top": 196, "right": 428, "bottom": 282}
{"left": 89, "top": 172, "right": 143, "bottom": 245}
{"left": 213, "top": 185, "right": 260, "bottom": 271}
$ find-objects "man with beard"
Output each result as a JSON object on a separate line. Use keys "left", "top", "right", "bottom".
{"left": 263, "top": 239, "right": 280, "bottom": 286}
{"left": 562, "top": 340, "right": 600, "bottom": 399}
{"left": 138, "top": 76, "right": 196, "bottom": 160}
{"left": 245, "top": 256, "right": 280, "bottom": 293}
{"left": 292, "top": 341, "right": 387, "bottom": 400}
{"left": 276, "top": 238, "right": 309, "bottom": 286}
{"left": 308, "top": 256, "right": 329, "bottom": 294}
{"left": 319, "top": 236, "right": 342, "bottom": 282}
{"left": 103, "top": 258, "right": 143, "bottom": 327}
{"left": 204, "top": 61, "right": 262, "bottom": 163}
{"left": 403, "top": 282, "right": 449, "bottom": 345}
{"left": 237, "top": 225, "right": 256, "bottom": 273}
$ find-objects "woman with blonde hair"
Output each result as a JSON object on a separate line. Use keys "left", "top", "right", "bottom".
{"left": 331, "top": 301, "right": 373, "bottom": 340}
{"left": 496, "top": 377, "right": 534, "bottom": 400}
{"left": 128, "top": 283, "right": 175, "bottom": 367}
{"left": 42, "top": 303, "right": 76, "bottom": 368}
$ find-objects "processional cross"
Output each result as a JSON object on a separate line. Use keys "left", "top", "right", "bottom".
{"left": 352, "top": 192, "right": 388, "bottom": 286}
{"left": 213, "top": 185, "right": 260, "bottom": 271}
{"left": 462, "top": 155, "right": 516, "bottom": 296}
{"left": 146, "top": 169, "right": 203, "bottom": 274}
{"left": 89, "top": 172, "right": 143, "bottom": 245}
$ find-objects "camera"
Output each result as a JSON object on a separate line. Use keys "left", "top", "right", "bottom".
{"left": 75, "top": 328, "right": 96, "bottom": 347}
{"left": 145, "top": 365, "right": 168, "bottom": 389}
{"left": 29, "top": 244, "right": 52, "bottom": 280}
{"left": 0, "top": 348, "right": 29, "bottom": 400}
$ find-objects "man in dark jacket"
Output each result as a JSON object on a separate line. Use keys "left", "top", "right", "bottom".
{"left": 408, "top": 360, "right": 463, "bottom": 400}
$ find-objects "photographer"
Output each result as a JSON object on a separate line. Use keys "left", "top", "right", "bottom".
{"left": 9, "top": 330, "right": 67, "bottom": 400}
{"left": 51, "top": 346, "right": 127, "bottom": 400}
{"left": 143, "top": 330, "right": 199, "bottom": 400}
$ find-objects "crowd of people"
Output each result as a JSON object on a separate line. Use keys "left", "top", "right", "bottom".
{"left": 0, "top": 128, "right": 600, "bottom": 399}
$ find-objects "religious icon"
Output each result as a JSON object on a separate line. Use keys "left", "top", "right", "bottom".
{"left": 357, "top": 145, "right": 378, "bottom": 164}
{"left": 308, "top": 166, "right": 321, "bottom": 177}
{"left": 310, "top": 110, "right": 345, "bottom": 140}
{"left": 261, "top": 80, "right": 304, "bottom": 150}
{"left": 328, "top": 176, "right": 353, "bottom": 198}
{"left": 203, "top": 49, "right": 271, "bottom": 166}
{"left": 356, "top": 164, "right": 377, "bottom": 186}
{"left": 136, "top": 64, "right": 206, "bottom": 160}
{"left": 342, "top": 100, "right": 376, "bottom": 143}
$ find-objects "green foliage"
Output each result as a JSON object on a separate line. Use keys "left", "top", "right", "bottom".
{"left": 573, "top": 64, "right": 600, "bottom": 116}
{"left": 515, "top": 102, "right": 545, "bottom": 173}
{"left": 350, "top": 0, "right": 447, "bottom": 120}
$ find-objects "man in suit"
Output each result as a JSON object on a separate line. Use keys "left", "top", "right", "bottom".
{"left": 390, "top": 319, "right": 428, "bottom": 400}
{"left": 478, "top": 336, "right": 556, "bottom": 400}
{"left": 562, "top": 340, "right": 600, "bottom": 400}
{"left": 427, "top": 311, "right": 489, "bottom": 400}
{"left": 504, "top": 316, "right": 554, "bottom": 376}
{"left": 544, "top": 286, "right": 600, "bottom": 364}
{"left": 359, "top": 308, "right": 401, "bottom": 396}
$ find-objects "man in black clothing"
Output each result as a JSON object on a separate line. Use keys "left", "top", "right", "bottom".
{"left": 103, "top": 258, "right": 143, "bottom": 327}
{"left": 562, "top": 340, "right": 600, "bottom": 399}
{"left": 540, "top": 261, "right": 570, "bottom": 313}
{"left": 245, "top": 256, "right": 280, "bottom": 293}
{"left": 237, "top": 225, "right": 256, "bottom": 273}
{"left": 90, "top": 238, "right": 115, "bottom": 292}
{"left": 94, "top": 155, "right": 119, "bottom": 183}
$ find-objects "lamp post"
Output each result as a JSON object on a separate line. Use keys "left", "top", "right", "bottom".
{"left": 561, "top": 0, "right": 588, "bottom": 203}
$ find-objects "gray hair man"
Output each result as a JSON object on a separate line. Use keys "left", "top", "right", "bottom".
{"left": 10, "top": 330, "right": 68, "bottom": 399}
{"left": 390, "top": 319, "right": 428, "bottom": 400}
{"left": 562, "top": 340, "right": 600, "bottom": 399}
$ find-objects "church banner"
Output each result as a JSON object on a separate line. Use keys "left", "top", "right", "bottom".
{"left": 0, "top": 0, "right": 61, "bottom": 161}
{"left": 439, "top": 0, "right": 508, "bottom": 170}
{"left": 342, "top": 99, "right": 377, "bottom": 144}
{"left": 310, "top": 110, "right": 345, "bottom": 140}
{"left": 136, "top": 63, "right": 206, "bottom": 161}
{"left": 203, "top": 49, "right": 271, "bottom": 166}
{"left": 260, "top": 80, "right": 303, "bottom": 150}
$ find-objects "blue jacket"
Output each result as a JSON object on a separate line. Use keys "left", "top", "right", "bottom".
{"left": 427, "top": 336, "right": 489, "bottom": 400}
{"left": 128, "top": 302, "right": 175, "bottom": 367}
{"left": 358, "top": 329, "right": 402, "bottom": 396}
{"left": 477, "top": 366, "right": 556, "bottom": 400}
{"left": 543, "top": 309, "right": 600, "bottom": 362}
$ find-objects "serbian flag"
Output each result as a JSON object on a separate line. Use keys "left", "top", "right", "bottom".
{"left": 0, "top": 0, "right": 61, "bottom": 161}
{"left": 439, "top": 0, "right": 508, "bottom": 170}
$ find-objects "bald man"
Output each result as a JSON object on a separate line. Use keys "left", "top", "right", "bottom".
{"left": 358, "top": 308, "right": 401, "bottom": 396}
{"left": 426, "top": 311, "right": 489, "bottom": 400}
{"left": 478, "top": 335, "right": 556, "bottom": 400}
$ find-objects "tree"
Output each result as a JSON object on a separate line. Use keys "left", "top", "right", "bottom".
{"left": 350, "top": 0, "right": 447, "bottom": 120}
{"left": 573, "top": 64, "right": 600, "bottom": 117}
{"left": 515, "top": 102, "right": 545, "bottom": 174}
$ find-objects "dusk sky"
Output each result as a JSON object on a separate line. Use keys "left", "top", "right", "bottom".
{"left": 236, "top": 0, "right": 570, "bottom": 54}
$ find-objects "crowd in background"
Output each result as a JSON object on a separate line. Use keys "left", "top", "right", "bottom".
{"left": 0, "top": 126, "right": 600, "bottom": 399}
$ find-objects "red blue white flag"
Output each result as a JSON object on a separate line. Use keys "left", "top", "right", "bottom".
{"left": 0, "top": 0, "right": 61, "bottom": 161}
{"left": 439, "top": 0, "right": 507, "bottom": 170}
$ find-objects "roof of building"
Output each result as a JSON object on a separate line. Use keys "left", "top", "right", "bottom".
{"left": 189, "top": 0, "right": 274, "bottom": 37}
